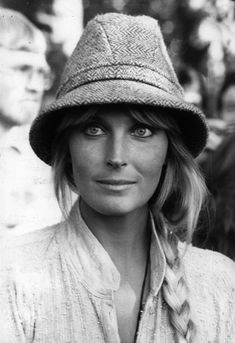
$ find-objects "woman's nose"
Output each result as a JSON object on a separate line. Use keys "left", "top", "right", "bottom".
{"left": 105, "top": 136, "right": 128, "bottom": 169}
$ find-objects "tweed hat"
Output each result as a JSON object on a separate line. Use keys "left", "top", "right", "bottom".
{"left": 30, "top": 13, "right": 208, "bottom": 165}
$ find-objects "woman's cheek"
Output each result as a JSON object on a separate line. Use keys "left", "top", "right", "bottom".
{"left": 137, "top": 146, "right": 167, "bottom": 178}
{"left": 71, "top": 145, "right": 100, "bottom": 183}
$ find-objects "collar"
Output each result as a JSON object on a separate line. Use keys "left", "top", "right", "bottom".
{"left": 56, "top": 201, "right": 166, "bottom": 298}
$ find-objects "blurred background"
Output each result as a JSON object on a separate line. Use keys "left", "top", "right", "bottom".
{"left": 0, "top": 0, "right": 235, "bottom": 260}
{"left": 1, "top": 0, "right": 235, "bottom": 116}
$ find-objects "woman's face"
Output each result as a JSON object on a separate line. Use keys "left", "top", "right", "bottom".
{"left": 69, "top": 108, "right": 168, "bottom": 216}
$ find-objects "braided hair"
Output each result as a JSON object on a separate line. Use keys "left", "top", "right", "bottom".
{"left": 150, "top": 117, "right": 206, "bottom": 342}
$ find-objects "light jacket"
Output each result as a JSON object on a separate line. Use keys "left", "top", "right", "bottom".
{"left": 0, "top": 203, "right": 234, "bottom": 342}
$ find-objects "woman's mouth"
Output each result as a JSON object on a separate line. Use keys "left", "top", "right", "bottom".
{"left": 96, "top": 179, "right": 136, "bottom": 191}
{"left": 97, "top": 179, "right": 136, "bottom": 185}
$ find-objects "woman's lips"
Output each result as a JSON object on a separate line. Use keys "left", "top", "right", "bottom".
{"left": 96, "top": 179, "right": 136, "bottom": 191}
{"left": 97, "top": 179, "right": 136, "bottom": 185}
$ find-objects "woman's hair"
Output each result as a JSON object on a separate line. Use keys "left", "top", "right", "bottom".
{"left": 51, "top": 105, "right": 207, "bottom": 343}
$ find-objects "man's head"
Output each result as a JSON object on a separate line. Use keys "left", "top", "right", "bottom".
{"left": 0, "top": 8, "right": 51, "bottom": 128}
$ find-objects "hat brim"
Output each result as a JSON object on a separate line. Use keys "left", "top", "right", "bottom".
{"left": 30, "top": 79, "right": 208, "bottom": 165}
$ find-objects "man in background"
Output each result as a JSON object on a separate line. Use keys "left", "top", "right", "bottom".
{"left": 0, "top": 8, "right": 61, "bottom": 236}
{"left": 0, "top": 8, "right": 52, "bottom": 141}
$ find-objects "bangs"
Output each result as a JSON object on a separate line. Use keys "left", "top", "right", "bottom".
{"left": 55, "top": 104, "right": 182, "bottom": 138}
{"left": 55, "top": 106, "right": 97, "bottom": 135}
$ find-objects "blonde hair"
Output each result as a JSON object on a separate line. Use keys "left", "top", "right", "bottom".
{"left": 51, "top": 104, "right": 207, "bottom": 342}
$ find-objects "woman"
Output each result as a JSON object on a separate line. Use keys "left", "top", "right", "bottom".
{"left": 0, "top": 13, "right": 234, "bottom": 343}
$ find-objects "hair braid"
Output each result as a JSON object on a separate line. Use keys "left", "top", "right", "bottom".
{"left": 157, "top": 214, "right": 195, "bottom": 343}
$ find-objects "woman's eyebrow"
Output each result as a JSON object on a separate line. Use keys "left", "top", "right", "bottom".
{"left": 129, "top": 117, "right": 156, "bottom": 127}
{"left": 85, "top": 116, "right": 107, "bottom": 126}
{"left": 85, "top": 113, "right": 152, "bottom": 128}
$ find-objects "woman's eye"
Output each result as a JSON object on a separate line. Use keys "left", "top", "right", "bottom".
{"left": 85, "top": 126, "right": 104, "bottom": 136}
{"left": 132, "top": 127, "right": 153, "bottom": 137}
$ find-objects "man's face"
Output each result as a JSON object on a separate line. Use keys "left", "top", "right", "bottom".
{"left": 0, "top": 48, "right": 50, "bottom": 126}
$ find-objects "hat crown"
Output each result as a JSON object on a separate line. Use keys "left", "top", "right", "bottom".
{"left": 58, "top": 13, "right": 183, "bottom": 99}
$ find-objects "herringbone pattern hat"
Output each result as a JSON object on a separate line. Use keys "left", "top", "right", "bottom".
{"left": 30, "top": 13, "right": 208, "bottom": 164}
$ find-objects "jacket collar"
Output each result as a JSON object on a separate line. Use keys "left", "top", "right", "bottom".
{"left": 56, "top": 201, "right": 166, "bottom": 298}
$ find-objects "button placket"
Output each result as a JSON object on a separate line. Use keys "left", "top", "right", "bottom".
{"left": 102, "top": 293, "right": 121, "bottom": 343}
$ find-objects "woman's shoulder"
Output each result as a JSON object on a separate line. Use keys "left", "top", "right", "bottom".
{"left": 183, "top": 244, "right": 235, "bottom": 290}
{"left": 0, "top": 222, "right": 64, "bottom": 273}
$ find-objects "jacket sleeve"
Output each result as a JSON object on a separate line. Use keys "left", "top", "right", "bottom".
{"left": 183, "top": 246, "right": 235, "bottom": 342}
{"left": 203, "top": 251, "right": 235, "bottom": 343}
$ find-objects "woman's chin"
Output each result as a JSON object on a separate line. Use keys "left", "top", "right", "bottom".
{"left": 97, "top": 202, "right": 135, "bottom": 216}
{"left": 83, "top": 196, "right": 142, "bottom": 217}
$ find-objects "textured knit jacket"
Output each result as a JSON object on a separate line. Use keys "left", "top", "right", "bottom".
{"left": 0, "top": 203, "right": 234, "bottom": 343}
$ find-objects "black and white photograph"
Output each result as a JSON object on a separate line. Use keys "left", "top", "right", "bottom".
{"left": 0, "top": 1, "right": 235, "bottom": 342}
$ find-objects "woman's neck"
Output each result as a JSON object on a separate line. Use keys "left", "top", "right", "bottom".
{"left": 80, "top": 199, "right": 150, "bottom": 268}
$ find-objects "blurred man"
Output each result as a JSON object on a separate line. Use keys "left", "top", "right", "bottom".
{"left": 0, "top": 8, "right": 61, "bottom": 236}
{"left": 0, "top": 8, "right": 52, "bottom": 141}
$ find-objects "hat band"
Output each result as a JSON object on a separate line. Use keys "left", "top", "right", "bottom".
{"left": 57, "top": 64, "right": 184, "bottom": 99}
